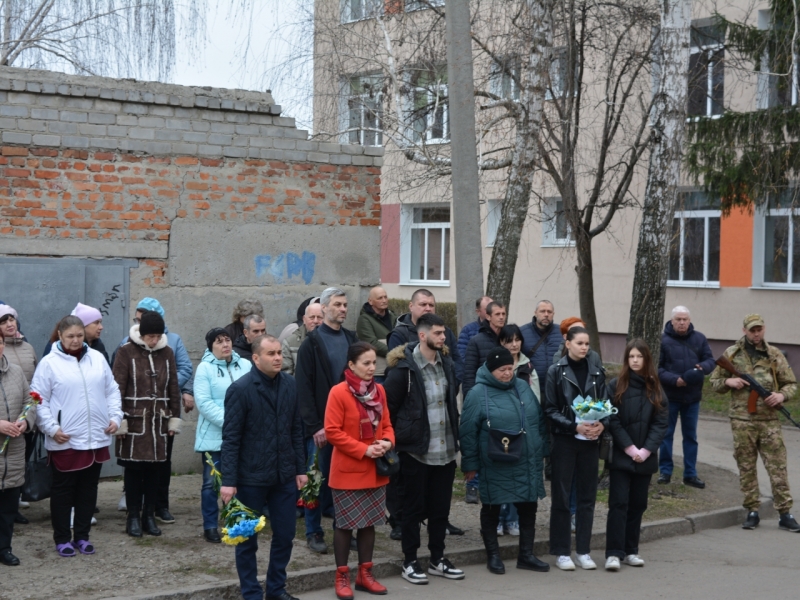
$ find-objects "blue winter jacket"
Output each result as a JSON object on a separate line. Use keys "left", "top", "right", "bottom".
{"left": 658, "top": 321, "right": 715, "bottom": 404}
{"left": 519, "top": 319, "right": 563, "bottom": 383}
{"left": 194, "top": 349, "right": 252, "bottom": 452}
{"left": 457, "top": 319, "right": 482, "bottom": 360}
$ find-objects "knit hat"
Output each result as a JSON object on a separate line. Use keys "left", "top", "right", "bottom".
{"left": 0, "top": 305, "right": 17, "bottom": 321}
{"left": 205, "top": 327, "right": 230, "bottom": 352}
{"left": 139, "top": 311, "right": 166, "bottom": 337}
{"left": 743, "top": 313, "right": 764, "bottom": 330}
{"left": 560, "top": 316, "right": 584, "bottom": 336}
{"left": 486, "top": 346, "right": 515, "bottom": 372}
{"left": 71, "top": 303, "right": 103, "bottom": 327}
{"left": 136, "top": 297, "right": 165, "bottom": 317}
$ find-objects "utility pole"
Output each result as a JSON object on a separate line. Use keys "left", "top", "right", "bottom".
{"left": 445, "top": 0, "right": 485, "bottom": 332}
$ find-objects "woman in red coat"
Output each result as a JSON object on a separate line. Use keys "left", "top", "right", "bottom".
{"left": 325, "top": 342, "right": 395, "bottom": 600}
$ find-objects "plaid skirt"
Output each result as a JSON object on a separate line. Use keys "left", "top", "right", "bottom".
{"left": 332, "top": 486, "right": 386, "bottom": 530}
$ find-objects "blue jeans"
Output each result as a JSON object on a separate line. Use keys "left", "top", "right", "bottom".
{"left": 466, "top": 471, "right": 479, "bottom": 490}
{"left": 235, "top": 480, "right": 298, "bottom": 600}
{"left": 659, "top": 401, "right": 700, "bottom": 478}
{"left": 200, "top": 451, "right": 221, "bottom": 530}
{"left": 303, "top": 438, "right": 332, "bottom": 538}
{"left": 499, "top": 503, "right": 518, "bottom": 525}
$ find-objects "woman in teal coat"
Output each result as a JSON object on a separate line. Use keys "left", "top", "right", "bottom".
{"left": 194, "top": 327, "right": 251, "bottom": 543}
{"left": 460, "top": 347, "right": 550, "bottom": 576}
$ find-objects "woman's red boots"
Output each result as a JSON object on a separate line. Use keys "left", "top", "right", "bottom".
{"left": 355, "top": 562, "right": 387, "bottom": 595}
{"left": 336, "top": 566, "right": 354, "bottom": 600}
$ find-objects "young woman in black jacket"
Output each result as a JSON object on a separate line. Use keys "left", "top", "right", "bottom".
{"left": 604, "top": 339, "right": 668, "bottom": 571}
{"left": 544, "top": 327, "right": 607, "bottom": 572}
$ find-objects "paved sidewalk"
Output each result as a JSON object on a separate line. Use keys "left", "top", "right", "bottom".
{"left": 671, "top": 416, "right": 800, "bottom": 501}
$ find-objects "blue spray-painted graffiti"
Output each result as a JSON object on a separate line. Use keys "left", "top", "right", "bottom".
{"left": 254, "top": 251, "right": 316, "bottom": 285}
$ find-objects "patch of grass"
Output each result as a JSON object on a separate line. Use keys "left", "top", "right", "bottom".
{"left": 135, "top": 537, "right": 155, "bottom": 547}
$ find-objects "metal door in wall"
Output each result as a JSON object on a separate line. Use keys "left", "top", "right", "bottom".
{"left": 0, "top": 257, "right": 137, "bottom": 476}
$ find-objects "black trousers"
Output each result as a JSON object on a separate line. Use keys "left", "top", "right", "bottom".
{"left": 125, "top": 463, "right": 161, "bottom": 515}
{"left": 385, "top": 472, "right": 403, "bottom": 528}
{"left": 605, "top": 469, "right": 651, "bottom": 558}
{"left": 155, "top": 434, "right": 174, "bottom": 511}
{"left": 399, "top": 454, "right": 455, "bottom": 564}
{"left": 50, "top": 461, "right": 103, "bottom": 544}
{"left": 549, "top": 435, "right": 599, "bottom": 555}
{"left": 0, "top": 486, "right": 21, "bottom": 552}
{"left": 480, "top": 501, "right": 537, "bottom": 534}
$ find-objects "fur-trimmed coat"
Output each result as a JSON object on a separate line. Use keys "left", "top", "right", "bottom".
{"left": 112, "top": 326, "right": 181, "bottom": 464}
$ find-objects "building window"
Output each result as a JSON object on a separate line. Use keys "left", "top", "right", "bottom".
{"left": 402, "top": 205, "right": 451, "bottom": 284}
{"left": 688, "top": 22, "right": 724, "bottom": 116}
{"left": 668, "top": 191, "right": 720, "bottom": 285}
{"left": 490, "top": 57, "right": 520, "bottom": 100}
{"left": 346, "top": 75, "right": 383, "bottom": 146}
{"left": 763, "top": 192, "right": 800, "bottom": 285}
{"left": 341, "top": 0, "right": 383, "bottom": 23}
{"left": 405, "top": 0, "right": 445, "bottom": 11}
{"left": 541, "top": 196, "right": 573, "bottom": 247}
{"left": 547, "top": 46, "right": 578, "bottom": 100}
{"left": 486, "top": 199, "right": 501, "bottom": 247}
{"left": 409, "top": 66, "right": 449, "bottom": 144}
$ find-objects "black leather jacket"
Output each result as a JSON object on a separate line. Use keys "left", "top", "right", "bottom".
{"left": 544, "top": 352, "right": 608, "bottom": 436}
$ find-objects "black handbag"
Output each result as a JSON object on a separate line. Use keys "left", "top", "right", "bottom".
{"left": 485, "top": 387, "right": 526, "bottom": 463}
{"left": 375, "top": 448, "right": 401, "bottom": 477}
{"left": 21, "top": 431, "right": 52, "bottom": 502}
{"left": 598, "top": 430, "right": 613, "bottom": 463}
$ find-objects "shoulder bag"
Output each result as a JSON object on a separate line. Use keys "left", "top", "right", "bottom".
{"left": 376, "top": 447, "right": 400, "bottom": 477}
{"left": 485, "top": 386, "right": 527, "bottom": 463}
{"left": 21, "top": 430, "right": 52, "bottom": 502}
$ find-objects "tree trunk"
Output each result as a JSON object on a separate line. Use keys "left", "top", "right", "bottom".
{"left": 575, "top": 225, "right": 602, "bottom": 358}
{"left": 627, "top": 0, "right": 691, "bottom": 362}
{"left": 486, "top": 0, "right": 555, "bottom": 310}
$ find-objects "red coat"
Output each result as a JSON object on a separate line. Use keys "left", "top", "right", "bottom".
{"left": 324, "top": 381, "right": 395, "bottom": 490}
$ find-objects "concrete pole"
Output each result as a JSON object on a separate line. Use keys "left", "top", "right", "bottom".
{"left": 445, "top": 0, "right": 485, "bottom": 332}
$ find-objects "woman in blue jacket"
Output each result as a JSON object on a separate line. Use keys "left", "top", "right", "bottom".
{"left": 194, "top": 327, "right": 251, "bottom": 543}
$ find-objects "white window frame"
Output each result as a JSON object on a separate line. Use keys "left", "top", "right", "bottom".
{"left": 541, "top": 196, "right": 574, "bottom": 247}
{"left": 486, "top": 199, "right": 501, "bottom": 247}
{"left": 667, "top": 209, "right": 721, "bottom": 288}
{"left": 405, "top": 0, "right": 445, "bottom": 12}
{"left": 343, "top": 75, "right": 384, "bottom": 147}
{"left": 408, "top": 69, "right": 449, "bottom": 144}
{"left": 399, "top": 204, "right": 451, "bottom": 286}
{"left": 688, "top": 24, "right": 724, "bottom": 118}
{"left": 341, "top": 0, "right": 383, "bottom": 24}
{"left": 546, "top": 46, "right": 577, "bottom": 100}
{"left": 753, "top": 203, "right": 800, "bottom": 289}
{"left": 490, "top": 57, "right": 520, "bottom": 100}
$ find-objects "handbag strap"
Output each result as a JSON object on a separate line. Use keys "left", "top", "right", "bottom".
{"left": 484, "top": 385, "right": 526, "bottom": 433}
{"left": 526, "top": 326, "right": 551, "bottom": 359}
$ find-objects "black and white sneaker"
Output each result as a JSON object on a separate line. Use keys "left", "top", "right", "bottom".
{"left": 429, "top": 557, "right": 465, "bottom": 580}
{"left": 402, "top": 560, "right": 429, "bottom": 585}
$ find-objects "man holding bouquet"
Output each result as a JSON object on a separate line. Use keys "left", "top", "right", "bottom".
{"left": 221, "top": 335, "right": 308, "bottom": 600}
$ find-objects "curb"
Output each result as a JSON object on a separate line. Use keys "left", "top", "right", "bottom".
{"left": 103, "top": 497, "right": 775, "bottom": 600}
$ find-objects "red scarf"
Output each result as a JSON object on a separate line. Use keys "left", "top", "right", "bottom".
{"left": 343, "top": 368, "right": 383, "bottom": 439}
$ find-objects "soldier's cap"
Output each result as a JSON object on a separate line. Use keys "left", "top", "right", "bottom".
{"left": 743, "top": 313, "right": 765, "bottom": 330}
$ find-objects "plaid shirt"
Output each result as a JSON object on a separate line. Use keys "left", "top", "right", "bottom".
{"left": 409, "top": 344, "right": 456, "bottom": 466}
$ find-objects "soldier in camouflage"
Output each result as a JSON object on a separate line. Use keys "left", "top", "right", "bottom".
{"left": 710, "top": 314, "right": 800, "bottom": 532}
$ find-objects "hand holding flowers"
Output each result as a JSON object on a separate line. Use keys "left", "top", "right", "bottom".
{"left": 572, "top": 395, "right": 617, "bottom": 441}
{"left": 204, "top": 453, "right": 266, "bottom": 545}
{"left": 1, "top": 391, "right": 41, "bottom": 454}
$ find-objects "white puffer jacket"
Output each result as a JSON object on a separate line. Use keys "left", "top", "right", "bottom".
{"left": 32, "top": 343, "right": 123, "bottom": 452}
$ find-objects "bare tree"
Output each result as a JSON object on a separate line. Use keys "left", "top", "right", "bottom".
{"left": 627, "top": 0, "right": 692, "bottom": 360}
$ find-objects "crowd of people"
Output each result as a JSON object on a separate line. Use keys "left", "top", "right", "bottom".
{"left": 0, "top": 289, "right": 797, "bottom": 600}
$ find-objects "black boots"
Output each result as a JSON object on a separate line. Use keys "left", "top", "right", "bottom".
{"left": 142, "top": 508, "right": 162, "bottom": 536}
{"left": 126, "top": 513, "right": 143, "bottom": 537}
{"left": 481, "top": 531, "right": 505, "bottom": 574}
{"left": 516, "top": 520, "right": 549, "bottom": 572}
{"left": 742, "top": 511, "right": 759, "bottom": 530}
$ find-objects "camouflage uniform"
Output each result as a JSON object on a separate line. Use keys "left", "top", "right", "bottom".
{"left": 710, "top": 336, "right": 798, "bottom": 513}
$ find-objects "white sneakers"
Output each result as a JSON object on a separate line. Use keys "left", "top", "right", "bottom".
{"left": 605, "top": 556, "right": 620, "bottom": 571}
{"left": 506, "top": 521, "right": 520, "bottom": 536}
{"left": 558, "top": 554, "right": 596, "bottom": 571}
{"left": 556, "top": 556, "right": 575, "bottom": 571}
{"left": 496, "top": 523, "right": 504, "bottom": 536}
{"left": 18, "top": 499, "right": 30, "bottom": 508}
{"left": 623, "top": 554, "right": 645, "bottom": 567}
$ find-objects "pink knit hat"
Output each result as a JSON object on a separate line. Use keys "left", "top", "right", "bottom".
{"left": 71, "top": 303, "right": 103, "bottom": 326}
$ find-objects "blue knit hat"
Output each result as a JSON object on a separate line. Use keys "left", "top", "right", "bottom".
{"left": 136, "top": 297, "right": 165, "bottom": 317}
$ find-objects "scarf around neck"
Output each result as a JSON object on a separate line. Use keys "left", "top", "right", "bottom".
{"left": 343, "top": 368, "right": 383, "bottom": 439}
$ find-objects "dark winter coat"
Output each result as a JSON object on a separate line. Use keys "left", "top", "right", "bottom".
{"left": 463, "top": 323, "right": 501, "bottom": 397}
{"left": 520, "top": 319, "right": 563, "bottom": 383}
{"left": 356, "top": 303, "right": 396, "bottom": 358}
{"left": 460, "top": 364, "right": 548, "bottom": 505}
{"left": 457, "top": 319, "right": 482, "bottom": 360}
{"left": 387, "top": 313, "right": 463, "bottom": 385}
{"left": 544, "top": 352, "right": 608, "bottom": 436}
{"left": 607, "top": 375, "right": 668, "bottom": 474}
{"left": 658, "top": 321, "right": 715, "bottom": 404}
{"left": 295, "top": 326, "right": 357, "bottom": 435}
{"left": 383, "top": 343, "right": 460, "bottom": 455}
{"left": 221, "top": 369, "right": 305, "bottom": 488}
{"left": 112, "top": 327, "right": 182, "bottom": 465}
{"left": 233, "top": 334, "right": 253, "bottom": 361}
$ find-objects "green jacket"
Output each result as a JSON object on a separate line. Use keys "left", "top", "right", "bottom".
{"left": 710, "top": 337, "right": 797, "bottom": 421}
{"left": 356, "top": 304, "right": 396, "bottom": 376}
{"left": 460, "top": 364, "right": 549, "bottom": 505}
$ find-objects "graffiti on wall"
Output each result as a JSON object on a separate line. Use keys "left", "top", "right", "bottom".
{"left": 254, "top": 251, "right": 316, "bottom": 285}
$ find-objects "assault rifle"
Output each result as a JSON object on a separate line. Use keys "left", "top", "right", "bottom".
{"left": 715, "top": 355, "right": 800, "bottom": 429}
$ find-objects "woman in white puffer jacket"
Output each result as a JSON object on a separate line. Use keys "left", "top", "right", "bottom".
{"left": 32, "top": 315, "right": 122, "bottom": 558}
